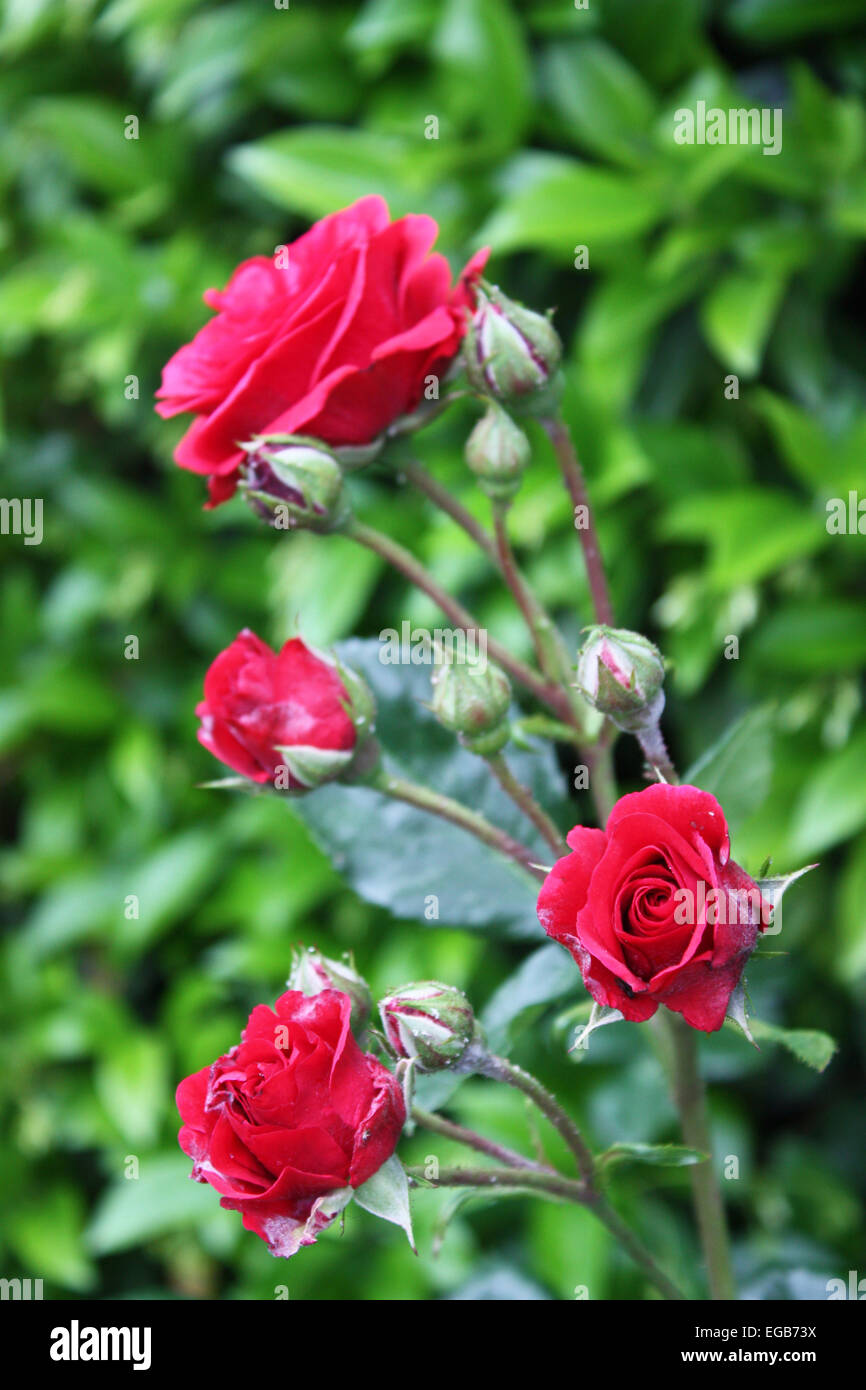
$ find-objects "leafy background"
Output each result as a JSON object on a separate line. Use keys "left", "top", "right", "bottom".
{"left": 2, "top": 0, "right": 865, "bottom": 1300}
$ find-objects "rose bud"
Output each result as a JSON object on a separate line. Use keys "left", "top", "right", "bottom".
{"left": 241, "top": 436, "right": 349, "bottom": 532}
{"left": 465, "top": 401, "right": 531, "bottom": 501}
{"left": 155, "top": 195, "right": 489, "bottom": 507}
{"left": 379, "top": 981, "right": 481, "bottom": 1072}
{"left": 196, "top": 629, "right": 375, "bottom": 790}
{"left": 288, "top": 947, "right": 372, "bottom": 1031}
{"left": 575, "top": 626, "right": 665, "bottom": 734}
{"left": 430, "top": 655, "right": 511, "bottom": 755}
{"left": 463, "top": 283, "right": 562, "bottom": 407}
{"left": 537, "top": 784, "right": 772, "bottom": 1033}
{"left": 176, "top": 989, "right": 405, "bottom": 1257}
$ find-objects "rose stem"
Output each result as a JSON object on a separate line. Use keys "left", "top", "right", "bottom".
{"left": 637, "top": 721, "right": 679, "bottom": 785}
{"left": 402, "top": 460, "right": 499, "bottom": 565}
{"left": 411, "top": 1106, "right": 554, "bottom": 1173}
{"left": 541, "top": 416, "right": 614, "bottom": 628}
{"left": 378, "top": 479, "right": 620, "bottom": 826}
{"left": 368, "top": 767, "right": 545, "bottom": 882}
{"left": 404, "top": 463, "right": 586, "bottom": 729}
{"left": 405, "top": 1164, "right": 686, "bottom": 1301}
{"left": 476, "top": 1052, "right": 595, "bottom": 1187}
{"left": 345, "top": 517, "right": 575, "bottom": 726}
{"left": 483, "top": 752, "right": 568, "bottom": 858}
{"left": 661, "top": 1012, "right": 736, "bottom": 1300}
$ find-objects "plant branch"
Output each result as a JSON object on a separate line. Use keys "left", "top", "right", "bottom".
{"left": 660, "top": 1012, "right": 736, "bottom": 1300}
{"left": 370, "top": 769, "right": 545, "bottom": 882}
{"left": 402, "top": 461, "right": 499, "bottom": 565}
{"left": 411, "top": 1106, "right": 554, "bottom": 1173}
{"left": 478, "top": 1053, "right": 595, "bottom": 1187}
{"left": 406, "top": 1164, "right": 686, "bottom": 1300}
{"left": 484, "top": 752, "right": 568, "bottom": 858}
{"left": 345, "top": 517, "right": 576, "bottom": 725}
{"left": 542, "top": 416, "right": 614, "bottom": 627}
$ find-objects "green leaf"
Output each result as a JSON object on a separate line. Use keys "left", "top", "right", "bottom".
{"left": 684, "top": 706, "right": 775, "bottom": 834}
{"left": 87, "top": 1155, "right": 218, "bottom": 1255}
{"left": 600, "top": 1141, "right": 707, "bottom": 1169}
{"left": 837, "top": 832, "right": 866, "bottom": 981}
{"left": 752, "top": 601, "right": 866, "bottom": 675}
{"left": 9, "top": 1188, "right": 95, "bottom": 1292}
{"left": 791, "top": 726, "right": 866, "bottom": 856}
{"left": 227, "top": 127, "right": 443, "bottom": 222}
{"left": 726, "top": 0, "right": 866, "bottom": 42}
{"left": 293, "top": 639, "right": 569, "bottom": 939}
{"left": 540, "top": 39, "right": 656, "bottom": 166}
{"left": 659, "top": 488, "right": 826, "bottom": 589}
{"left": 432, "top": 0, "right": 531, "bottom": 151}
{"left": 95, "top": 1034, "right": 168, "bottom": 1147}
{"left": 481, "top": 943, "right": 580, "bottom": 1051}
{"left": 478, "top": 157, "right": 665, "bottom": 255}
{"left": 701, "top": 269, "right": 786, "bottom": 378}
{"left": 353, "top": 1155, "right": 415, "bottom": 1249}
{"left": 749, "top": 1019, "right": 838, "bottom": 1073}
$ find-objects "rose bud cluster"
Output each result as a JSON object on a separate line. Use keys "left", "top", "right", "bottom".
{"left": 176, "top": 989, "right": 405, "bottom": 1257}
{"left": 575, "top": 626, "right": 665, "bottom": 734}
{"left": 196, "top": 629, "right": 375, "bottom": 790}
{"left": 155, "top": 195, "right": 487, "bottom": 506}
{"left": 288, "top": 946, "right": 372, "bottom": 1032}
{"left": 379, "top": 981, "right": 481, "bottom": 1072}
{"left": 463, "top": 283, "right": 562, "bottom": 409}
{"left": 240, "top": 436, "right": 349, "bottom": 532}
{"left": 464, "top": 401, "right": 531, "bottom": 502}
{"left": 430, "top": 655, "right": 511, "bottom": 755}
{"left": 537, "top": 784, "right": 770, "bottom": 1032}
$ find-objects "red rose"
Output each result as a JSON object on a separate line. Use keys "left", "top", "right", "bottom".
{"left": 176, "top": 989, "right": 405, "bottom": 1257}
{"left": 537, "top": 784, "right": 769, "bottom": 1032}
{"left": 196, "top": 629, "right": 358, "bottom": 788}
{"left": 156, "top": 195, "right": 488, "bottom": 506}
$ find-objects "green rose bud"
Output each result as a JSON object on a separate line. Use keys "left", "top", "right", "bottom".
{"left": 378, "top": 981, "right": 481, "bottom": 1072}
{"left": 465, "top": 402, "right": 531, "bottom": 501}
{"left": 463, "top": 284, "right": 562, "bottom": 409}
{"left": 288, "top": 947, "right": 372, "bottom": 1031}
{"left": 576, "top": 626, "right": 665, "bottom": 733}
{"left": 241, "top": 435, "right": 349, "bottom": 532}
{"left": 430, "top": 655, "right": 511, "bottom": 754}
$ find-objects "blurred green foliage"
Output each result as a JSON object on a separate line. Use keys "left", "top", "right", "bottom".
{"left": 2, "top": 0, "right": 865, "bottom": 1300}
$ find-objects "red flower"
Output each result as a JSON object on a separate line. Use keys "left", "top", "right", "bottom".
{"left": 177, "top": 989, "right": 405, "bottom": 1258}
{"left": 196, "top": 630, "right": 357, "bottom": 788}
{"left": 156, "top": 196, "right": 488, "bottom": 506}
{"left": 537, "top": 784, "right": 769, "bottom": 1033}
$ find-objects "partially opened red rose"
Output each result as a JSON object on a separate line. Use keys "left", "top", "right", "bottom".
{"left": 196, "top": 629, "right": 363, "bottom": 789}
{"left": 156, "top": 195, "right": 488, "bottom": 505}
{"left": 177, "top": 989, "right": 405, "bottom": 1258}
{"left": 537, "top": 784, "right": 770, "bottom": 1032}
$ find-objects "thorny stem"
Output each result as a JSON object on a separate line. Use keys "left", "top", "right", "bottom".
{"left": 660, "top": 1012, "right": 736, "bottom": 1300}
{"left": 346, "top": 518, "right": 577, "bottom": 727}
{"left": 405, "top": 1165, "right": 686, "bottom": 1300}
{"left": 402, "top": 461, "right": 499, "bottom": 566}
{"left": 478, "top": 1053, "right": 596, "bottom": 1187}
{"left": 542, "top": 416, "right": 615, "bottom": 628}
{"left": 397, "top": 464, "right": 619, "bottom": 829}
{"left": 411, "top": 1106, "right": 554, "bottom": 1174}
{"left": 637, "top": 721, "right": 679, "bottom": 785}
{"left": 484, "top": 752, "right": 568, "bottom": 858}
{"left": 491, "top": 501, "right": 562, "bottom": 681}
{"left": 371, "top": 769, "right": 545, "bottom": 882}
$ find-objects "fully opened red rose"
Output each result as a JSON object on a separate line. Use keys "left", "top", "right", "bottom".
{"left": 197, "top": 629, "right": 357, "bottom": 788}
{"left": 177, "top": 989, "right": 405, "bottom": 1258}
{"left": 156, "top": 195, "right": 488, "bottom": 505}
{"left": 537, "top": 784, "right": 769, "bottom": 1032}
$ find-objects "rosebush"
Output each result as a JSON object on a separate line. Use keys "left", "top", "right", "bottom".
{"left": 3, "top": 0, "right": 865, "bottom": 1303}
